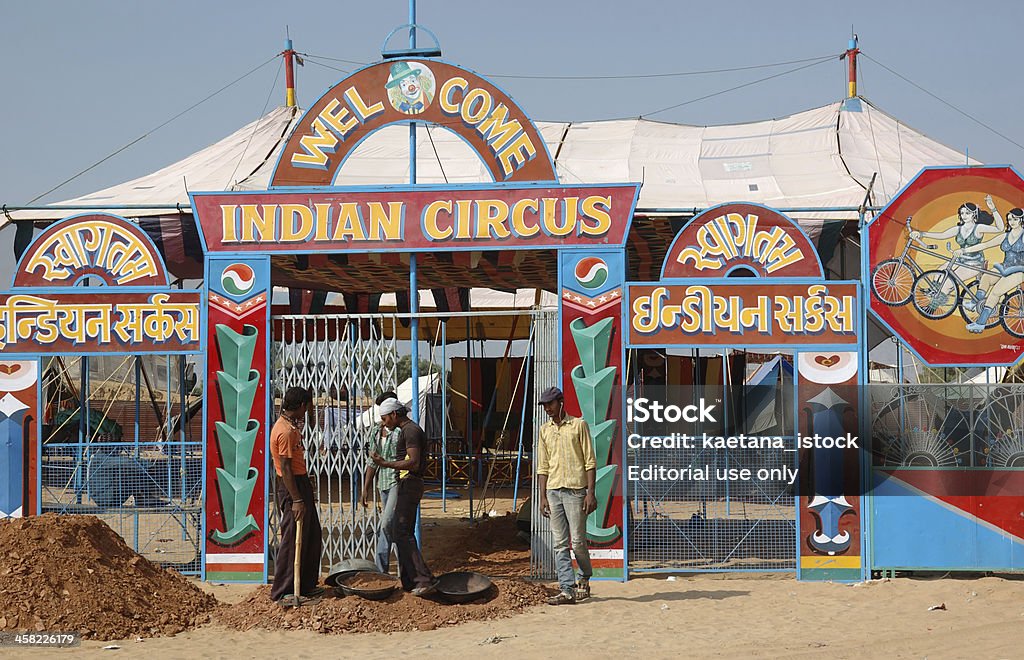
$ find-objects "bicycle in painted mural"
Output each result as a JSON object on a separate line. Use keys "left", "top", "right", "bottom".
{"left": 871, "top": 202, "right": 1024, "bottom": 339}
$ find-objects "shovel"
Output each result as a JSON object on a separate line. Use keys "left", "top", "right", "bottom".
{"left": 293, "top": 515, "right": 303, "bottom": 607}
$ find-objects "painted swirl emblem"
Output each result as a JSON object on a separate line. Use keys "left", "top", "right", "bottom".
{"left": 221, "top": 263, "right": 255, "bottom": 296}
{"left": 574, "top": 257, "right": 608, "bottom": 290}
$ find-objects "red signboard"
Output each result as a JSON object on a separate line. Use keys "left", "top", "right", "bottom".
{"left": 662, "top": 203, "right": 823, "bottom": 279}
{"left": 0, "top": 291, "right": 202, "bottom": 354}
{"left": 628, "top": 282, "right": 858, "bottom": 346}
{"left": 271, "top": 59, "right": 557, "bottom": 186}
{"left": 191, "top": 184, "right": 639, "bottom": 253}
{"left": 203, "top": 258, "right": 270, "bottom": 580}
{"left": 868, "top": 166, "right": 1024, "bottom": 366}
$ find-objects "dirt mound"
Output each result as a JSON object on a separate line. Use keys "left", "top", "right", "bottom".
{"left": 218, "top": 578, "right": 551, "bottom": 634}
{"left": 342, "top": 573, "right": 399, "bottom": 590}
{"left": 0, "top": 514, "right": 218, "bottom": 640}
{"left": 424, "top": 511, "right": 531, "bottom": 576}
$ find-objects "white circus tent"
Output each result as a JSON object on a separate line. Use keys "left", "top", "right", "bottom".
{"left": 6, "top": 97, "right": 976, "bottom": 229}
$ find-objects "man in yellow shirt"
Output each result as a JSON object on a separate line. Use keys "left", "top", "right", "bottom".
{"left": 536, "top": 386, "right": 596, "bottom": 605}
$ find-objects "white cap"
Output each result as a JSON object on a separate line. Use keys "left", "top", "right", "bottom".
{"left": 378, "top": 398, "right": 404, "bottom": 416}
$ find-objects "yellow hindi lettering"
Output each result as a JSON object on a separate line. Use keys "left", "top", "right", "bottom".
{"left": 679, "top": 287, "right": 710, "bottom": 334}
{"left": 631, "top": 287, "right": 667, "bottom": 335}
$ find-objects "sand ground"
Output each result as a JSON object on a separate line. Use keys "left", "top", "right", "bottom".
{"left": 14, "top": 573, "right": 1024, "bottom": 659}
{"left": 11, "top": 488, "right": 1024, "bottom": 659}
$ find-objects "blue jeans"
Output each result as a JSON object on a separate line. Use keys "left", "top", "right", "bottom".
{"left": 374, "top": 485, "right": 398, "bottom": 574}
{"left": 547, "top": 487, "right": 592, "bottom": 593}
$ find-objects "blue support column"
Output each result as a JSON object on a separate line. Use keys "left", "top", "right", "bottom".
{"left": 408, "top": 0, "right": 422, "bottom": 547}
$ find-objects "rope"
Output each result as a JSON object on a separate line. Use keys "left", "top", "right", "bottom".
{"left": 227, "top": 57, "right": 284, "bottom": 189}
{"left": 642, "top": 56, "right": 836, "bottom": 118}
{"left": 862, "top": 52, "right": 1024, "bottom": 153}
{"left": 300, "top": 52, "right": 841, "bottom": 81}
{"left": 26, "top": 54, "right": 280, "bottom": 204}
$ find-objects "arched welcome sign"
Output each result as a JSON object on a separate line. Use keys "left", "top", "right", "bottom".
{"left": 192, "top": 55, "right": 640, "bottom": 582}
{"left": 661, "top": 202, "right": 824, "bottom": 280}
{"left": 270, "top": 58, "right": 557, "bottom": 187}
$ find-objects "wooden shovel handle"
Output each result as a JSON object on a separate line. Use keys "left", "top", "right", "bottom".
{"left": 293, "top": 516, "right": 303, "bottom": 604}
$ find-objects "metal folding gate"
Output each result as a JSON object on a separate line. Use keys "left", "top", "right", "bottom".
{"left": 528, "top": 310, "right": 560, "bottom": 579}
{"left": 272, "top": 309, "right": 558, "bottom": 572}
{"left": 627, "top": 352, "right": 798, "bottom": 572}
{"left": 270, "top": 315, "right": 400, "bottom": 569}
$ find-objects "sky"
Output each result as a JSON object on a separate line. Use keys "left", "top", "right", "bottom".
{"left": 3, "top": 0, "right": 1024, "bottom": 274}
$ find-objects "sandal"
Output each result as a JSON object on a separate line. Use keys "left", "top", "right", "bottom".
{"left": 575, "top": 577, "right": 590, "bottom": 601}
{"left": 546, "top": 591, "right": 576, "bottom": 606}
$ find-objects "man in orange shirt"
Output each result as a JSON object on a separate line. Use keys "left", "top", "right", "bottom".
{"left": 269, "top": 386, "right": 323, "bottom": 602}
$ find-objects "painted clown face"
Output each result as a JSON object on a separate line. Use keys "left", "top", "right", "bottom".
{"left": 398, "top": 74, "right": 421, "bottom": 100}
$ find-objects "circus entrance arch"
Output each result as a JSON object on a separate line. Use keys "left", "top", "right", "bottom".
{"left": 625, "top": 203, "right": 865, "bottom": 580}
{"left": 189, "top": 55, "right": 641, "bottom": 582}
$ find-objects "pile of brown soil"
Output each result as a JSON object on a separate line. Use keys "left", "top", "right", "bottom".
{"left": 343, "top": 573, "right": 398, "bottom": 590}
{"left": 0, "top": 514, "right": 218, "bottom": 640}
{"left": 424, "top": 511, "right": 531, "bottom": 576}
{"left": 218, "top": 578, "right": 552, "bottom": 634}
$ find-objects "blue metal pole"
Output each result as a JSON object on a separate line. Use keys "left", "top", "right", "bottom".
{"left": 179, "top": 353, "right": 187, "bottom": 540}
{"left": 408, "top": 0, "right": 422, "bottom": 547}
{"left": 512, "top": 326, "right": 533, "bottom": 509}
{"left": 467, "top": 317, "right": 473, "bottom": 521}
{"left": 134, "top": 357, "right": 141, "bottom": 552}
{"left": 134, "top": 358, "right": 141, "bottom": 455}
{"left": 441, "top": 320, "right": 448, "bottom": 512}
{"left": 76, "top": 357, "right": 87, "bottom": 505}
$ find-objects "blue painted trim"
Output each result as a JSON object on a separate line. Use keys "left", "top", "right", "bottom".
{"left": 200, "top": 255, "right": 210, "bottom": 582}
{"left": 629, "top": 567, "right": 796, "bottom": 574}
{"left": 556, "top": 252, "right": 563, "bottom": 394}
{"left": 186, "top": 191, "right": 210, "bottom": 254}
{"left": 35, "top": 358, "right": 43, "bottom": 516}
{"left": 9, "top": 212, "right": 173, "bottom": 289}
{"left": 628, "top": 277, "right": 862, "bottom": 287}
{"left": 658, "top": 202, "right": 826, "bottom": 281}
{"left": 793, "top": 352, "right": 803, "bottom": 581}
{"left": 200, "top": 180, "right": 621, "bottom": 197}
{"left": 381, "top": 21, "right": 441, "bottom": 54}
{"left": 263, "top": 56, "right": 560, "bottom": 188}
{"left": 4, "top": 285, "right": 202, "bottom": 295}
{"left": 260, "top": 255, "right": 271, "bottom": 584}
{"left": 859, "top": 212, "right": 871, "bottom": 580}
{"left": 619, "top": 249, "right": 629, "bottom": 582}
{"left": 189, "top": 243, "right": 623, "bottom": 256}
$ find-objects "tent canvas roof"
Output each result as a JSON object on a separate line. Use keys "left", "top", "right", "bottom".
{"left": 7, "top": 97, "right": 976, "bottom": 226}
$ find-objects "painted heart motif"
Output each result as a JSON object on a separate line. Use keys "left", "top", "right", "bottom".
{"left": 814, "top": 355, "right": 841, "bottom": 368}
{"left": 0, "top": 364, "right": 22, "bottom": 375}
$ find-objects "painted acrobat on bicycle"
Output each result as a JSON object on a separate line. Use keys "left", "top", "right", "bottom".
{"left": 871, "top": 195, "right": 1024, "bottom": 338}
